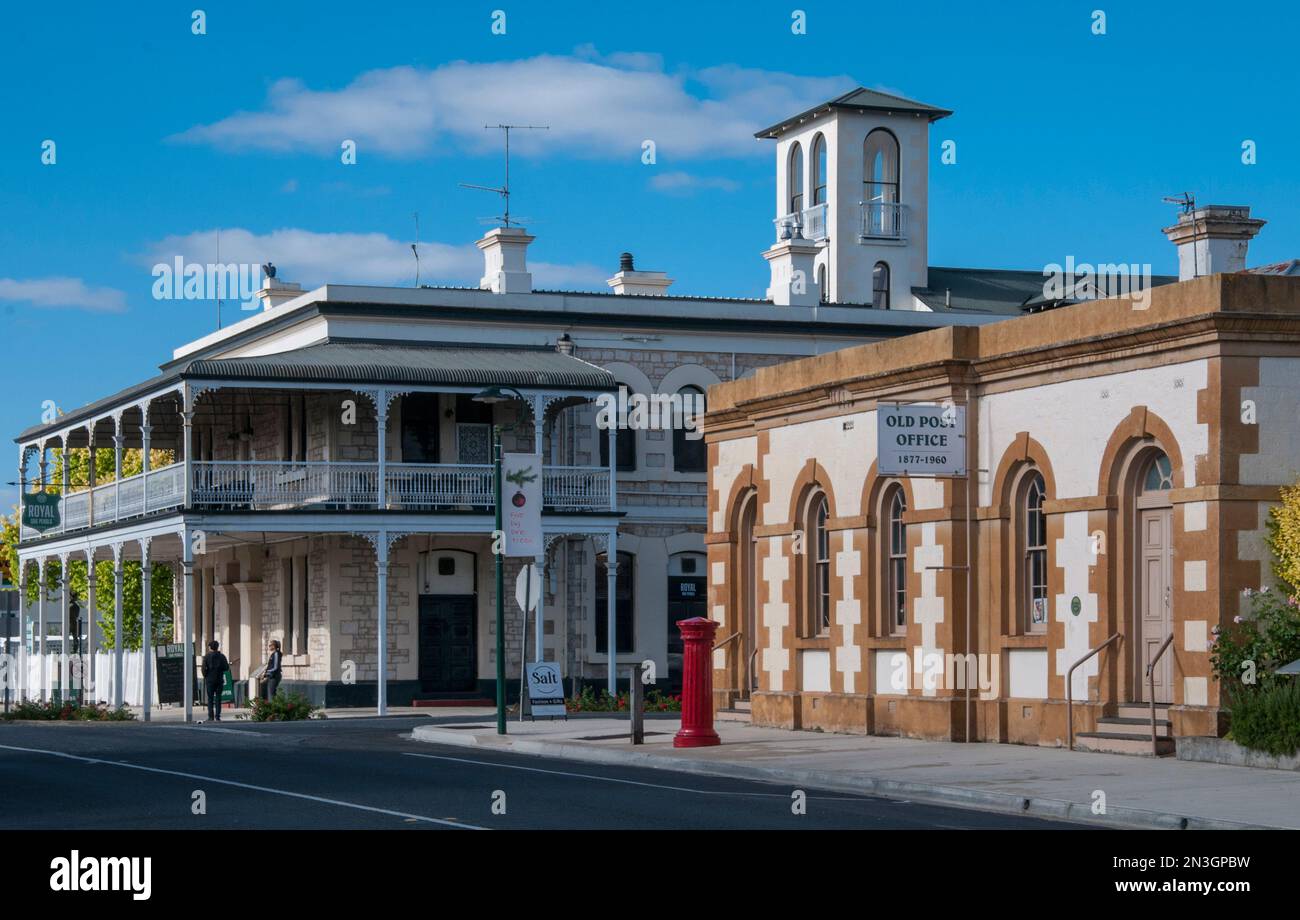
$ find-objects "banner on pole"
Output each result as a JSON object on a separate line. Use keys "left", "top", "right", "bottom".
{"left": 503, "top": 452, "right": 543, "bottom": 557}
{"left": 21, "top": 492, "right": 61, "bottom": 533}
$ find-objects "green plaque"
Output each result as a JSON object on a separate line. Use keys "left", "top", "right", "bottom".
{"left": 21, "top": 492, "right": 61, "bottom": 533}
{"left": 1070, "top": 595, "right": 1082, "bottom": 616}
{"left": 221, "top": 668, "right": 235, "bottom": 704}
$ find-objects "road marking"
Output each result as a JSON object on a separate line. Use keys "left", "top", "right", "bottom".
{"left": 0, "top": 743, "right": 484, "bottom": 830}
{"left": 402, "top": 752, "right": 866, "bottom": 800}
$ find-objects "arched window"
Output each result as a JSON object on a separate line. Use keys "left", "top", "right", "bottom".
{"left": 1141, "top": 451, "right": 1173, "bottom": 493}
{"left": 886, "top": 486, "right": 907, "bottom": 634}
{"left": 817, "top": 264, "right": 829, "bottom": 303}
{"left": 1021, "top": 472, "right": 1048, "bottom": 632}
{"left": 806, "top": 492, "right": 831, "bottom": 635}
{"left": 812, "top": 134, "right": 828, "bottom": 206}
{"left": 872, "top": 261, "right": 891, "bottom": 310}
{"left": 598, "top": 385, "right": 637, "bottom": 472}
{"left": 595, "top": 551, "right": 634, "bottom": 654}
{"left": 863, "top": 129, "right": 900, "bottom": 204}
{"left": 738, "top": 492, "right": 759, "bottom": 693}
{"left": 672, "top": 386, "right": 706, "bottom": 473}
{"left": 863, "top": 129, "right": 900, "bottom": 237}
{"left": 788, "top": 142, "right": 804, "bottom": 215}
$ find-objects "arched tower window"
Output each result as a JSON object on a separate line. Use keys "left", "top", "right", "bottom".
{"left": 863, "top": 129, "right": 901, "bottom": 237}
{"left": 812, "top": 134, "right": 828, "bottom": 206}
{"left": 872, "top": 261, "right": 891, "bottom": 310}
{"left": 806, "top": 492, "right": 831, "bottom": 635}
{"left": 788, "top": 142, "right": 804, "bottom": 215}
{"left": 1021, "top": 471, "right": 1048, "bottom": 632}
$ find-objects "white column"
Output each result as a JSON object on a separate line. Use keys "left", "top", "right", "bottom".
{"left": 59, "top": 555, "right": 69, "bottom": 702}
{"left": 60, "top": 436, "right": 70, "bottom": 532}
{"left": 140, "top": 539, "right": 152, "bottom": 721}
{"left": 376, "top": 390, "right": 388, "bottom": 509}
{"left": 376, "top": 531, "right": 388, "bottom": 716}
{"left": 534, "top": 553, "right": 545, "bottom": 662}
{"left": 112, "top": 418, "right": 123, "bottom": 522}
{"left": 182, "top": 528, "right": 195, "bottom": 723}
{"left": 606, "top": 530, "right": 618, "bottom": 695}
{"left": 37, "top": 559, "right": 46, "bottom": 702}
{"left": 87, "top": 432, "right": 96, "bottom": 528}
{"left": 182, "top": 391, "right": 194, "bottom": 509}
{"left": 140, "top": 420, "right": 152, "bottom": 514}
{"left": 84, "top": 557, "right": 97, "bottom": 703}
{"left": 17, "top": 564, "right": 27, "bottom": 702}
{"left": 113, "top": 545, "right": 124, "bottom": 708}
{"left": 607, "top": 418, "right": 618, "bottom": 513}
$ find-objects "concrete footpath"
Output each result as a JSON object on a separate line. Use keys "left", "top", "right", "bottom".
{"left": 411, "top": 717, "right": 1300, "bottom": 830}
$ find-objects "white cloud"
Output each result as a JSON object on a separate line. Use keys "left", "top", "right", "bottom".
{"left": 649, "top": 170, "right": 741, "bottom": 195}
{"left": 173, "top": 52, "right": 854, "bottom": 159}
{"left": 139, "top": 227, "right": 606, "bottom": 290}
{"left": 0, "top": 277, "right": 127, "bottom": 313}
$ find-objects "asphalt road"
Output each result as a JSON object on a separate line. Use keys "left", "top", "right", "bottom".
{"left": 0, "top": 717, "right": 1082, "bottom": 830}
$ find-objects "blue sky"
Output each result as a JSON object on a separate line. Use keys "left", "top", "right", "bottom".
{"left": 2, "top": 1, "right": 1297, "bottom": 509}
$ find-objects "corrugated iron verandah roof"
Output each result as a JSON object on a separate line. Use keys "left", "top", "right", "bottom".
{"left": 182, "top": 339, "right": 616, "bottom": 388}
{"left": 16, "top": 339, "right": 614, "bottom": 443}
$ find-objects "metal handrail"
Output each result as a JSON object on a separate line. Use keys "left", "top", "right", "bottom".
{"left": 1066, "top": 632, "right": 1123, "bottom": 751}
{"left": 711, "top": 631, "right": 740, "bottom": 652}
{"left": 1146, "top": 632, "right": 1175, "bottom": 756}
{"left": 748, "top": 646, "right": 760, "bottom": 696}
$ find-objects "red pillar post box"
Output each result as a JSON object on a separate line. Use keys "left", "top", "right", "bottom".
{"left": 673, "top": 616, "right": 721, "bottom": 748}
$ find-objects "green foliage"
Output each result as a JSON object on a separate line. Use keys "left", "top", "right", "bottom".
{"left": 247, "top": 690, "right": 317, "bottom": 722}
{"left": 1, "top": 700, "right": 135, "bottom": 722}
{"left": 1210, "top": 587, "right": 1300, "bottom": 693}
{"left": 1267, "top": 481, "right": 1300, "bottom": 597}
{"left": 1227, "top": 680, "right": 1300, "bottom": 758}
{"left": 564, "top": 686, "right": 682, "bottom": 712}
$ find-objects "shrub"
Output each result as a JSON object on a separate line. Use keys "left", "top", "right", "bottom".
{"left": 1, "top": 700, "right": 135, "bottom": 722}
{"left": 1227, "top": 680, "right": 1300, "bottom": 757}
{"left": 1210, "top": 587, "right": 1300, "bottom": 692}
{"left": 247, "top": 690, "right": 317, "bottom": 722}
{"left": 564, "top": 686, "right": 682, "bottom": 713}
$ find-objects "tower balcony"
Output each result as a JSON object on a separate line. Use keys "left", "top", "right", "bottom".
{"left": 859, "top": 200, "right": 907, "bottom": 241}
{"left": 774, "top": 202, "right": 829, "bottom": 243}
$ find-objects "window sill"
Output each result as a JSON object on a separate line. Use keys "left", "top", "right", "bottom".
{"left": 792, "top": 635, "right": 833, "bottom": 650}
{"left": 1001, "top": 635, "right": 1048, "bottom": 649}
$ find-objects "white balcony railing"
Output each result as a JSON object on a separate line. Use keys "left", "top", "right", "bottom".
{"left": 18, "top": 460, "right": 614, "bottom": 543}
{"left": 859, "top": 200, "right": 906, "bottom": 240}
{"left": 774, "top": 202, "right": 829, "bottom": 243}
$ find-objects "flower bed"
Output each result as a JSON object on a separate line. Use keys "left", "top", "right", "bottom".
{"left": 565, "top": 686, "right": 682, "bottom": 713}
{"left": 1, "top": 700, "right": 135, "bottom": 722}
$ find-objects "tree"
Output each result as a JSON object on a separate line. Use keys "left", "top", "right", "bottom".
{"left": 1267, "top": 481, "right": 1300, "bottom": 597}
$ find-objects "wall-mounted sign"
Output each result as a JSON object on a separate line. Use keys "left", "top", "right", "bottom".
{"left": 525, "top": 662, "right": 566, "bottom": 717}
{"left": 1070, "top": 595, "right": 1082, "bottom": 617}
{"left": 21, "top": 492, "right": 61, "bottom": 533}
{"left": 877, "top": 403, "right": 966, "bottom": 477}
{"left": 503, "top": 453, "right": 542, "bottom": 557}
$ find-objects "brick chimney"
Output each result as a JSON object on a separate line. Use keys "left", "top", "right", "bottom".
{"left": 607, "top": 252, "right": 673, "bottom": 296}
{"left": 477, "top": 227, "right": 534, "bottom": 294}
{"left": 1162, "top": 205, "right": 1266, "bottom": 281}
{"left": 255, "top": 266, "right": 303, "bottom": 311}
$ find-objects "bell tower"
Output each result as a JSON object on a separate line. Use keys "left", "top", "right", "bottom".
{"left": 756, "top": 87, "right": 951, "bottom": 309}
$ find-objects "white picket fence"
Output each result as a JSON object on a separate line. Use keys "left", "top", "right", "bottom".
{"left": 20, "top": 651, "right": 155, "bottom": 707}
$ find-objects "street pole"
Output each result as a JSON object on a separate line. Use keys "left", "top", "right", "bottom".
{"left": 493, "top": 424, "right": 506, "bottom": 736}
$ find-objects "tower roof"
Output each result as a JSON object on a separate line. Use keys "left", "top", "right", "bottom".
{"left": 755, "top": 86, "right": 952, "bottom": 139}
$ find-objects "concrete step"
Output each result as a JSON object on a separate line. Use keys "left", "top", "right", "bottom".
{"left": 1097, "top": 716, "right": 1173, "bottom": 738}
{"left": 1076, "top": 731, "right": 1175, "bottom": 757}
{"left": 715, "top": 708, "right": 752, "bottom": 723}
{"left": 734, "top": 699, "right": 752, "bottom": 712}
{"left": 1117, "top": 703, "right": 1170, "bottom": 721}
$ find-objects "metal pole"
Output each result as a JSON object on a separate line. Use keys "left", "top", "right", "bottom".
{"left": 181, "top": 530, "right": 194, "bottom": 723}
{"left": 377, "top": 530, "right": 389, "bottom": 716}
{"left": 630, "top": 662, "right": 644, "bottom": 744}
{"left": 493, "top": 425, "right": 506, "bottom": 735}
{"left": 606, "top": 530, "right": 618, "bottom": 695}
{"left": 37, "top": 561, "right": 46, "bottom": 702}
{"left": 519, "top": 563, "right": 530, "bottom": 723}
{"left": 113, "top": 549, "right": 124, "bottom": 707}
{"left": 141, "top": 544, "right": 152, "bottom": 721}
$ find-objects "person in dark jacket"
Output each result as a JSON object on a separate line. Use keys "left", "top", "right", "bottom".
{"left": 264, "top": 639, "right": 283, "bottom": 700}
{"left": 201, "top": 640, "right": 229, "bottom": 722}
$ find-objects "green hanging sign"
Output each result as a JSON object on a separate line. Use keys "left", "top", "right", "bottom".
{"left": 21, "top": 492, "right": 61, "bottom": 533}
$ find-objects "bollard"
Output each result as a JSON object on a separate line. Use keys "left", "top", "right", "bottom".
{"left": 630, "top": 662, "right": 644, "bottom": 745}
{"left": 673, "top": 617, "right": 720, "bottom": 748}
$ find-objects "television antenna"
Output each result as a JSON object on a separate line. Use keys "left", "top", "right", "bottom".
{"left": 1163, "top": 192, "right": 1199, "bottom": 277}
{"left": 411, "top": 211, "right": 421, "bottom": 287}
{"left": 459, "top": 124, "right": 549, "bottom": 227}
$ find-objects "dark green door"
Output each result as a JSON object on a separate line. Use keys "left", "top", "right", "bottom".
{"left": 418, "top": 595, "right": 476, "bottom": 692}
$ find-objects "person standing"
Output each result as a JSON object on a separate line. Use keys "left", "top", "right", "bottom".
{"left": 264, "top": 639, "right": 283, "bottom": 700}
{"left": 201, "top": 640, "right": 229, "bottom": 722}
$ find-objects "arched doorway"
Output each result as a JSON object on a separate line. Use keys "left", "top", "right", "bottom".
{"left": 736, "top": 491, "right": 759, "bottom": 698}
{"left": 1133, "top": 450, "right": 1174, "bottom": 703}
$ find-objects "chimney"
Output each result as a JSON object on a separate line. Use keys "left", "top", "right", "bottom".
{"left": 255, "top": 265, "right": 303, "bottom": 311}
{"left": 555, "top": 333, "right": 574, "bottom": 355}
{"left": 477, "top": 226, "right": 534, "bottom": 294}
{"left": 762, "top": 237, "right": 821, "bottom": 306}
{"left": 606, "top": 252, "right": 673, "bottom": 296}
{"left": 1162, "top": 205, "right": 1266, "bottom": 281}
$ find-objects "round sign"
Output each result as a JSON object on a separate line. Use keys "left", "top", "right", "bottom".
{"left": 515, "top": 564, "right": 542, "bottom": 612}
{"left": 1070, "top": 596, "right": 1082, "bottom": 617}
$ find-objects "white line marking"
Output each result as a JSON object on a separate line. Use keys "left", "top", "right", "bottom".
{"left": 0, "top": 743, "right": 484, "bottom": 830}
{"left": 402, "top": 752, "right": 866, "bottom": 800}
